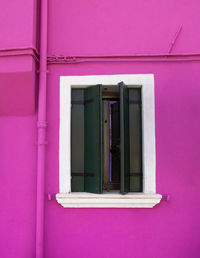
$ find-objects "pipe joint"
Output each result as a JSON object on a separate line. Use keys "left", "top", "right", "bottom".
{"left": 37, "top": 70, "right": 49, "bottom": 74}
{"left": 37, "top": 141, "right": 48, "bottom": 146}
{"left": 37, "top": 121, "right": 48, "bottom": 128}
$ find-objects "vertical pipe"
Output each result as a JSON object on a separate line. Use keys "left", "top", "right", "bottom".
{"left": 36, "top": 0, "right": 48, "bottom": 257}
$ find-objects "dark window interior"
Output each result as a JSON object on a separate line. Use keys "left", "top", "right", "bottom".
{"left": 103, "top": 98, "right": 120, "bottom": 191}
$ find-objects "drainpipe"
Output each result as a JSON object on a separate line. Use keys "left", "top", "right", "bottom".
{"left": 36, "top": 0, "right": 48, "bottom": 257}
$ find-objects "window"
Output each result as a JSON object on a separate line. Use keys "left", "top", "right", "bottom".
{"left": 57, "top": 75, "right": 162, "bottom": 208}
{"left": 71, "top": 83, "right": 143, "bottom": 194}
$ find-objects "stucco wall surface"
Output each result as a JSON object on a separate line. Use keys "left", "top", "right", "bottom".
{"left": 0, "top": 0, "right": 39, "bottom": 48}
{"left": 45, "top": 63, "right": 200, "bottom": 258}
{"left": 0, "top": 0, "right": 200, "bottom": 258}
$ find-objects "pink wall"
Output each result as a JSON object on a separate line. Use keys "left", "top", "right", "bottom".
{"left": 0, "top": 0, "right": 39, "bottom": 48}
{"left": 48, "top": 0, "right": 200, "bottom": 55}
{"left": 0, "top": 57, "right": 37, "bottom": 115}
{"left": 0, "top": 0, "right": 39, "bottom": 115}
{"left": 1, "top": 0, "right": 200, "bottom": 257}
{"left": 45, "top": 63, "right": 200, "bottom": 258}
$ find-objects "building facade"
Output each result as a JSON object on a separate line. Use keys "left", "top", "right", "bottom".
{"left": 0, "top": 0, "right": 200, "bottom": 257}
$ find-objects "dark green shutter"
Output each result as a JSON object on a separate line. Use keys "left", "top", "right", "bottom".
{"left": 129, "top": 88, "right": 143, "bottom": 192}
{"left": 71, "top": 89, "right": 85, "bottom": 192}
{"left": 84, "top": 85, "right": 102, "bottom": 193}
{"left": 119, "top": 82, "right": 130, "bottom": 194}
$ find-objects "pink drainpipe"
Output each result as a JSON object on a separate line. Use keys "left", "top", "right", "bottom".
{"left": 36, "top": 0, "right": 48, "bottom": 257}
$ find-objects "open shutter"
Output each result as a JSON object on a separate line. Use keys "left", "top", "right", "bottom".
{"left": 84, "top": 84, "right": 102, "bottom": 193}
{"left": 71, "top": 89, "right": 85, "bottom": 192}
{"left": 119, "top": 82, "right": 130, "bottom": 194}
{"left": 129, "top": 88, "right": 143, "bottom": 192}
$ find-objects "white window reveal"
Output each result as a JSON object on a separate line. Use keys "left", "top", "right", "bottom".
{"left": 57, "top": 74, "right": 162, "bottom": 208}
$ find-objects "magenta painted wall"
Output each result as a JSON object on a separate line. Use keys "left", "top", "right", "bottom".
{"left": 0, "top": 0, "right": 39, "bottom": 48}
{"left": 0, "top": 0, "right": 39, "bottom": 115}
{"left": 0, "top": 1, "right": 200, "bottom": 257}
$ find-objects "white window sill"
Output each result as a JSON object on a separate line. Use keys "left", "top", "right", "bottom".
{"left": 56, "top": 192, "right": 162, "bottom": 208}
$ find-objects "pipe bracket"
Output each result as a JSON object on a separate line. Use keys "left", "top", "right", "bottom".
{"left": 162, "top": 194, "right": 171, "bottom": 202}
{"left": 47, "top": 193, "right": 56, "bottom": 201}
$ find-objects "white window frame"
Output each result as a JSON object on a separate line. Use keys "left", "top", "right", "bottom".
{"left": 56, "top": 74, "right": 162, "bottom": 208}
